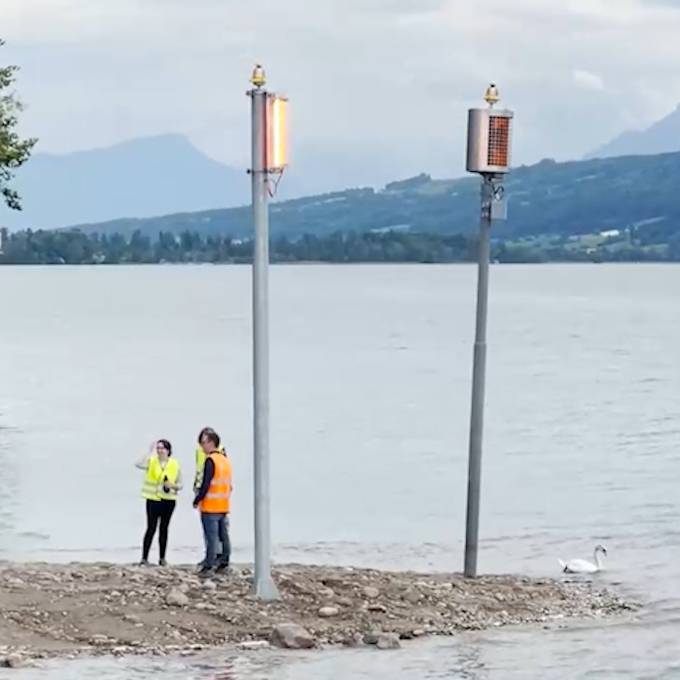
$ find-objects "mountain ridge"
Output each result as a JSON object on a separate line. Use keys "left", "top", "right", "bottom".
{"left": 0, "top": 134, "right": 249, "bottom": 229}
{"left": 61, "top": 152, "right": 680, "bottom": 249}
{"left": 586, "top": 104, "right": 680, "bottom": 159}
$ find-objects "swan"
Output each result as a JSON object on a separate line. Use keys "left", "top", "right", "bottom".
{"left": 558, "top": 545, "right": 607, "bottom": 574}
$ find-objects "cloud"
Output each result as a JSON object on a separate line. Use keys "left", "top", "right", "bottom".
{"left": 4, "top": 0, "right": 680, "bottom": 194}
{"left": 572, "top": 69, "right": 605, "bottom": 91}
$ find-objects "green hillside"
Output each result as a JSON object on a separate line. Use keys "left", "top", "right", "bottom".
{"left": 67, "top": 152, "right": 680, "bottom": 250}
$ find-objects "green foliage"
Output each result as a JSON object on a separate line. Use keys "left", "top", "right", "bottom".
{"left": 0, "top": 39, "right": 36, "bottom": 210}
{"left": 0, "top": 228, "right": 476, "bottom": 264}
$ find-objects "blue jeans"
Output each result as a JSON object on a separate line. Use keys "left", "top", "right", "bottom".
{"left": 201, "top": 513, "right": 230, "bottom": 568}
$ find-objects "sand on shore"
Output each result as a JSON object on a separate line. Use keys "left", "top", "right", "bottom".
{"left": 0, "top": 562, "right": 636, "bottom": 666}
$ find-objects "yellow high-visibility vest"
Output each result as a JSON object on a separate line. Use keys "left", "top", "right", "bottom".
{"left": 194, "top": 447, "right": 206, "bottom": 491}
{"left": 142, "top": 457, "right": 180, "bottom": 501}
{"left": 157, "top": 458, "right": 180, "bottom": 501}
{"left": 194, "top": 445, "right": 225, "bottom": 490}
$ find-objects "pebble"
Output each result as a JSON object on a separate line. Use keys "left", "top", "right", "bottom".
{"left": 166, "top": 588, "right": 190, "bottom": 607}
{"left": 402, "top": 588, "right": 422, "bottom": 605}
{"left": 270, "top": 623, "right": 316, "bottom": 650}
{"left": 238, "top": 640, "right": 270, "bottom": 650}
{"left": 363, "top": 586, "right": 380, "bottom": 599}
{"left": 363, "top": 630, "right": 382, "bottom": 645}
{"left": 318, "top": 606, "right": 340, "bottom": 618}
{"left": 376, "top": 633, "right": 401, "bottom": 650}
{"left": 2, "top": 654, "right": 27, "bottom": 669}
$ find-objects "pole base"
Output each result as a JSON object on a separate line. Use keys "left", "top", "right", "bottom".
{"left": 254, "top": 575, "right": 280, "bottom": 601}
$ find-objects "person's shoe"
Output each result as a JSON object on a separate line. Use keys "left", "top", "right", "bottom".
{"left": 159, "top": 559, "right": 167, "bottom": 567}
{"left": 215, "top": 563, "right": 230, "bottom": 574}
{"left": 197, "top": 565, "right": 213, "bottom": 577}
{"left": 139, "top": 559, "right": 150, "bottom": 567}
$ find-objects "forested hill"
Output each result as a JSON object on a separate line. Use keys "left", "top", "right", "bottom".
{"left": 66, "top": 152, "right": 680, "bottom": 248}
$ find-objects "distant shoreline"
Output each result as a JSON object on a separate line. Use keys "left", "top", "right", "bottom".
{"left": 0, "top": 260, "right": 678, "bottom": 267}
{"left": 1, "top": 226, "right": 677, "bottom": 266}
{"left": 0, "top": 562, "right": 636, "bottom": 668}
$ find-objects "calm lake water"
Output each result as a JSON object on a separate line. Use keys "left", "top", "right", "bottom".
{"left": 1, "top": 264, "right": 679, "bottom": 678}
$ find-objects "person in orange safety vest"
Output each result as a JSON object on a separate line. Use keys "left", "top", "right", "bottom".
{"left": 193, "top": 430, "right": 232, "bottom": 574}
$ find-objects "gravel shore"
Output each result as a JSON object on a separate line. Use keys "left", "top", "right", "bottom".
{"left": 0, "top": 562, "right": 637, "bottom": 667}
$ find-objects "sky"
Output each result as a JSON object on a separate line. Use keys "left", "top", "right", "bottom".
{"left": 4, "top": 0, "right": 680, "bottom": 191}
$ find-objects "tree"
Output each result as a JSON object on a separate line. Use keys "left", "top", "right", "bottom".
{"left": 1, "top": 39, "right": 36, "bottom": 210}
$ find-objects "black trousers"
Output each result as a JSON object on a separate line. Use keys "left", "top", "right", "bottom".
{"left": 142, "top": 499, "right": 176, "bottom": 561}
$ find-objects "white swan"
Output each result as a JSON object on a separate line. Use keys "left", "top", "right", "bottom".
{"left": 558, "top": 545, "right": 607, "bottom": 574}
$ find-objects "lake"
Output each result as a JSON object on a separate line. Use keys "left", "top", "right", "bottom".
{"left": 0, "top": 264, "right": 678, "bottom": 678}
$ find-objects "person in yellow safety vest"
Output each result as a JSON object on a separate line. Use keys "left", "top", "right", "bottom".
{"left": 136, "top": 439, "right": 182, "bottom": 566}
{"left": 194, "top": 426, "right": 224, "bottom": 492}
{"left": 193, "top": 430, "right": 232, "bottom": 575}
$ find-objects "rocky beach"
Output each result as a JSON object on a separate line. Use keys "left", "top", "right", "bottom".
{"left": 0, "top": 562, "right": 636, "bottom": 668}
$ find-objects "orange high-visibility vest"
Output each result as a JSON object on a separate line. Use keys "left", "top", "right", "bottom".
{"left": 199, "top": 453, "right": 232, "bottom": 514}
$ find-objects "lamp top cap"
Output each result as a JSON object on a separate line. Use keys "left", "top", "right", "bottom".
{"left": 250, "top": 64, "right": 266, "bottom": 88}
{"left": 484, "top": 83, "right": 500, "bottom": 107}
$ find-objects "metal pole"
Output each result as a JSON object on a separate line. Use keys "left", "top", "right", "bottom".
{"left": 464, "top": 174, "right": 493, "bottom": 579}
{"left": 251, "top": 86, "right": 279, "bottom": 600}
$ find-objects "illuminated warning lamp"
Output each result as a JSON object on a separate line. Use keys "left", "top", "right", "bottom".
{"left": 466, "top": 84, "right": 513, "bottom": 174}
{"left": 265, "top": 95, "right": 289, "bottom": 171}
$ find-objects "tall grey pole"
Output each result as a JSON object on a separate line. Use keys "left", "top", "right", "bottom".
{"left": 464, "top": 174, "right": 493, "bottom": 579}
{"left": 250, "top": 85, "right": 280, "bottom": 600}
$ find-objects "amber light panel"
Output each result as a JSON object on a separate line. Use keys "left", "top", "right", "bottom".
{"left": 266, "top": 96, "right": 288, "bottom": 170}
{"left": 487, "top": 115, "right": 510, "bottom": 168}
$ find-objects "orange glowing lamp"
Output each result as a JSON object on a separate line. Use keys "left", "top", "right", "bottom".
{"left": 266, "top": 95, "right": 289, "bottom": 171}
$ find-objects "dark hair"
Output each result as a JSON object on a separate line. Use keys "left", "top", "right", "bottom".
{"left": 202, "top": 431, "right": 220, "bottom": 448}
{"left": 157, "top": 439, "right": 173, "bottom": 456}
{"left": 197, "top": 427, "right": 216, "bottom": 444}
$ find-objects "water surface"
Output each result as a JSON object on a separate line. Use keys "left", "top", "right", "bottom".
{"left": 1, "top": 264, "right": 678, "bottom": 678}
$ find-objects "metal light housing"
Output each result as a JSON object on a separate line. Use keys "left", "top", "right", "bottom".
{"left": 466, "top": 108, "right": 513, "bottom": 174}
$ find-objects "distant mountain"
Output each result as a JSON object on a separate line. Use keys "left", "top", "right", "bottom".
{"left": 0, "top": 134, "right": 249, "bottom": 229}
{"left": 65, "top": 154, "right": 680, "bottom": 247}
{"left": 586, "top": 105, "right": 680, "bottom": 159}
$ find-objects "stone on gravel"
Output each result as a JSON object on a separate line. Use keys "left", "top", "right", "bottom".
{"left": 239, "top": 640, "right": 270, "bottom": 650}
{"left": 270, "top": 623, "right": 316, "bottom": 649}
{"left": 342, "top": 633, "right": 365, "bottom": 648}
{"left": 166, "top": 588, "right": 190, "bottom": 607}
{"left": 403, "top": 588, "right": 422, "bottom": 604}
{"left": 363, "top": 630, "right": 382, "bottom": 645}
{"left": 2, "top": 654, "right": 27, "bottom": 668}
{"left": 376, "top": 633, "right": 401, "bottom": 650}
{"left": 363, "top": 586, "right": 380, "bottom": 599}
{"left": 318, "top": 606, "right": 339, "bottom": 618}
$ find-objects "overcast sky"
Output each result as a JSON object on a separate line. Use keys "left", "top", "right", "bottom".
{"left": 4, "top": 0, "right": 680, "bottom": 190}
